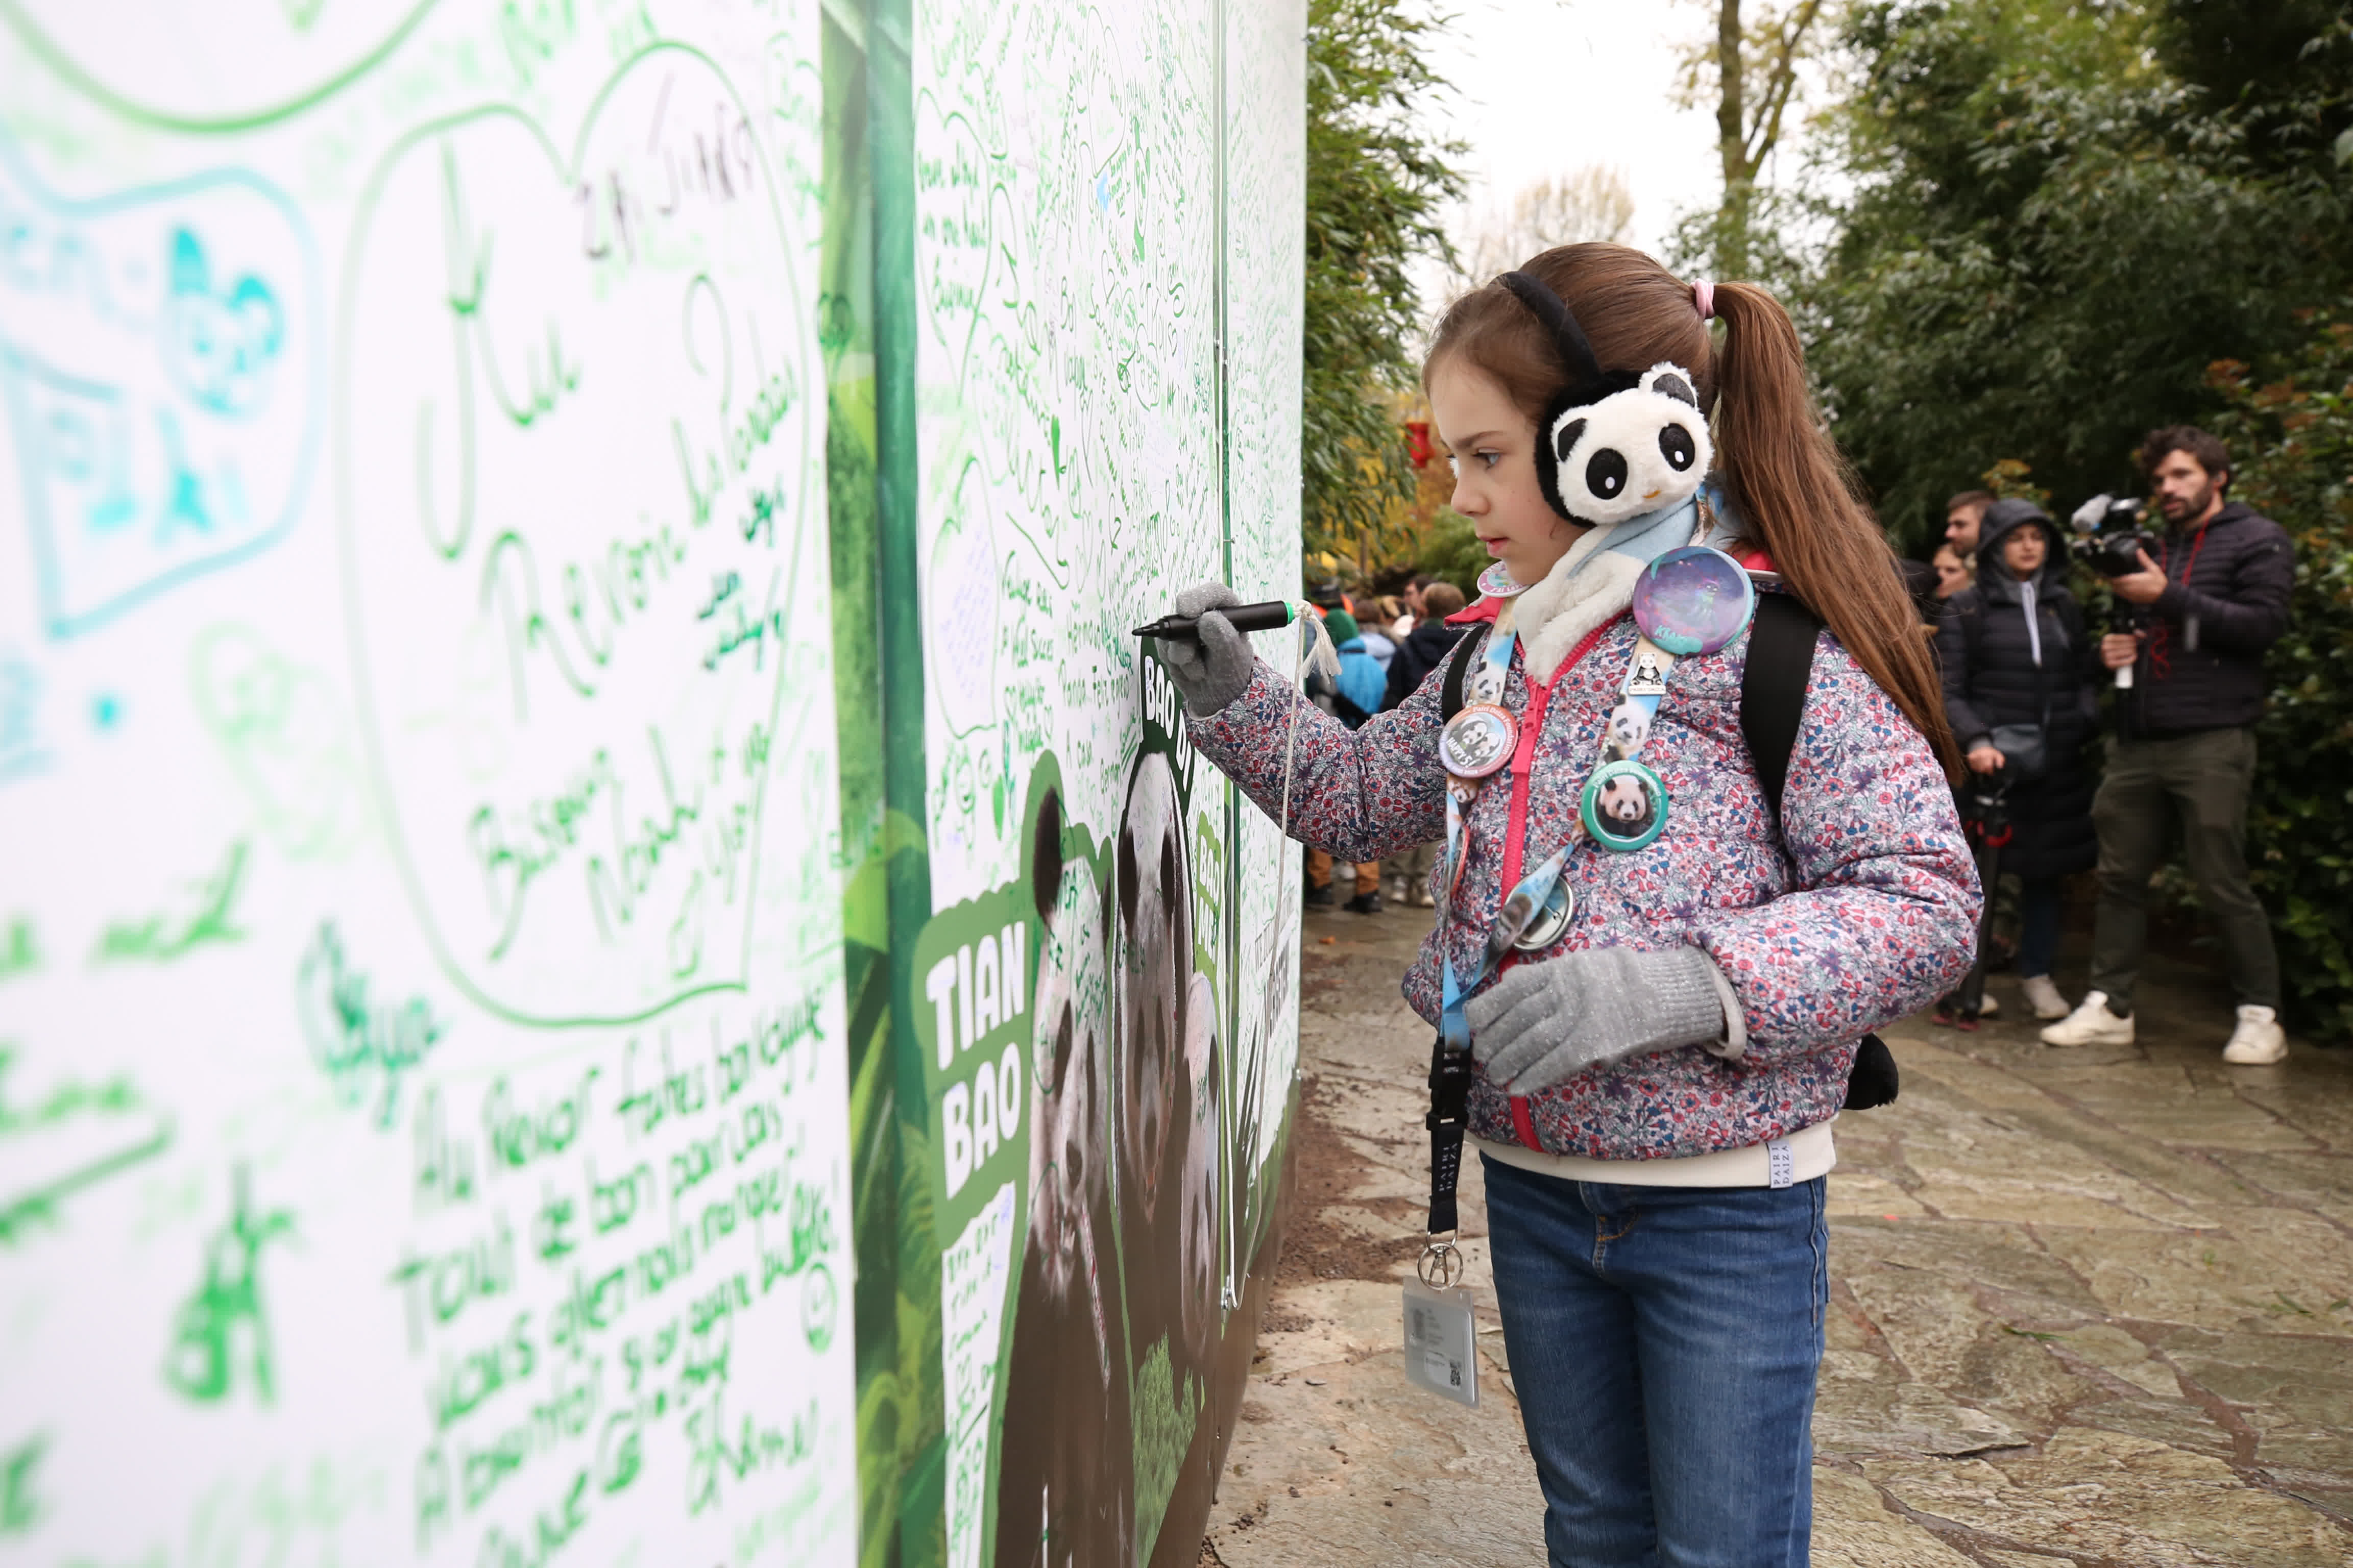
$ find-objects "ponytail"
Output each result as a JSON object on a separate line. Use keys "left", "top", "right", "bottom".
{"left": 1712, "top": 281, "right": 1959, "bottom": 778}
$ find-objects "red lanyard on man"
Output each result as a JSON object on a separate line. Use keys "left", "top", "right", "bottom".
{"left": 2147, "top": 522, "right": 2213, "bottom": 680}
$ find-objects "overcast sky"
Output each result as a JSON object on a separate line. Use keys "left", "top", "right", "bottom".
{"left": 1411, "top": 0, "right": 1735, "bottom": 312}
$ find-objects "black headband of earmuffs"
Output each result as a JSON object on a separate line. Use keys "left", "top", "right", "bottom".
{"left": 1498, "top": 270, "right": 1644, "bottom": 521}
{"left": 1499, "top": 271, "right": 1606, "bottom": 400}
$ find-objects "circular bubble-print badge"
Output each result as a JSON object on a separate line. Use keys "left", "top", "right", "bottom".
{"left": 1581, "top": 759, "right": 1669, "bottom": 852}
{"left": 1476, "top": 561, "right": 1526, "bottom": 599}
{"left": 1440, "top": 703, "right": 1518, "bottom": 780}
{"left": 1632, "top": 545, "right": 1755, "bottom": 656}
{"left": 1513, "top": 878, "right": 1576, "bottom": 952}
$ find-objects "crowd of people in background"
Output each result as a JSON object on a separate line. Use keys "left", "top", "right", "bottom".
{"left": 1919, "top": 428, "right": 2294, "bottom": 1063}
{"left": 1300, "top": 574, "right": 1468, "bottom": 913}
{"left": 1300, "top": 422, "right": 2296, "bottom": 1062}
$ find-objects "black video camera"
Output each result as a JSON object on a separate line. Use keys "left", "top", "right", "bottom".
{"left": 2067, "top": 494, "right": 2157, "bottom": 578}
{"left": 2069, "top": 494, "right": 2162, "bottom": 689}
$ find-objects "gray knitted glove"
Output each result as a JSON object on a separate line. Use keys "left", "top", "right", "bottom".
{"left": 1466, "top": 945, "right": 1733, "bottom": 1094}
{"left": 1159, "top": 582, "right": 1255, "bottom": 716}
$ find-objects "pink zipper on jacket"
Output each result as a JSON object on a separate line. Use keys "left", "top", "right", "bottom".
{"left": 1489, "top": 612, "right": 1626, "bottom": 1148}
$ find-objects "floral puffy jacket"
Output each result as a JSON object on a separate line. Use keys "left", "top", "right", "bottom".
{"left": 1187, "top": 600, "right": 1981, "bottom": 1163}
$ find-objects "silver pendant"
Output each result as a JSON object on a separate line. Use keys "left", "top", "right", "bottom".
{"left": 1513, "top": 879, "right": 1575, "bottom": 951}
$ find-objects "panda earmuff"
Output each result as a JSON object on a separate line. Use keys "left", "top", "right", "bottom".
{"left": 1498, "top": 271, "right": 1714, "bottom": 527}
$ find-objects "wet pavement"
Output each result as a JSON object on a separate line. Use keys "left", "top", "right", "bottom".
{"left": 1201, "top": 887, "right": 2353, "bottom": 1566}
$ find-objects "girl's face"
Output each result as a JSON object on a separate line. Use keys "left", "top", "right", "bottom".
{"left": 1428, "top": 355, "right": 1588, "bottom": 587}
{"left": 2001, "top": 526, "right": 2048, "bottom": 577}
{"left": 1932, "top": 548, "right": 1968, "bottom": 598}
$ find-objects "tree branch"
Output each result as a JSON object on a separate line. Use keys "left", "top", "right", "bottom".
{"left": 1741, "top": 0, "right": 1824, "bottom": 176}
{"left": 1718, "top": 0, "right": 1747, "bottom": 195}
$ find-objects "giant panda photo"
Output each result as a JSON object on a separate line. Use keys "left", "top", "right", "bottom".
{"left": 994, "top": 790, "right": 1134, "bottom": 1568}
{"left": 1114, "top": 755, "right": 1224, "bottom": 1407}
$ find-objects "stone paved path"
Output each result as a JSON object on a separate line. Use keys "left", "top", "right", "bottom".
{"left": 1203, "top": 895, "right": 2353, "bottom": 1566}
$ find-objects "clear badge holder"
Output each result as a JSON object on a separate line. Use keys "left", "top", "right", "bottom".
{"left": 1402, "top": 1242, "right": 1478, "bottom": 1407}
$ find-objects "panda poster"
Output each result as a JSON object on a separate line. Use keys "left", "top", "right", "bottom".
{"left": 0, "top": 0, "right": 1304, "bottom": 1560}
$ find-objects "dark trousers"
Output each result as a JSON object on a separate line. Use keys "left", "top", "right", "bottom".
{"left": 2087, "top": 727, "right": 2279, "bottom": 1011}
{"left": 2016, "top": 875, "right": 2065, "bottom": 981}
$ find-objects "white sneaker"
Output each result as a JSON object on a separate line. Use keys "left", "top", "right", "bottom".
{"left": 1978, "top": 991, "right": 2000, "bottom": 1018}
{"left": 2041, "top": 990, "right": 2134, "bottom": 1047}
{"left": 2222, "top": 1005, "right": 2287, "bottom": 1065}
{"left": 2020, "top": 975, "right": 2071, "bottom": 1020}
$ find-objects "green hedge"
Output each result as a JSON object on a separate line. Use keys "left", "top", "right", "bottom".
{"left": 2212, "top": 310, "right": 2353, "bottom": 1038}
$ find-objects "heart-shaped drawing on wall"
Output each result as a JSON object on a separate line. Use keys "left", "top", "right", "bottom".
{"left": 335, "top": 46, "right": 822, "bottom": 1027}
{"left": 913, "top": 90, "right": 1008, "bottom": 395}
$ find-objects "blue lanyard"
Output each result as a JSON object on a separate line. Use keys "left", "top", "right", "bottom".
{"left": 1435, "top": 608, "right": 1578, "bottom": 1053}
{"left": 1425, "top": 607, "right": 1572, "bottom": 1236}
{"left": 1436, "top": 618, "right": 1674, "bottom": 1045}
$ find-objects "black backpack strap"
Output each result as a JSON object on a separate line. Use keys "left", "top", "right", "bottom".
{"left": 1740, "top": 592, "right": 1822, "bottom": 812}
{"left": 1437, "top": 625, "right": 1485, "bottom": 722}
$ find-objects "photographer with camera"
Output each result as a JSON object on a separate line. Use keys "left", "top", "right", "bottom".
{"left": 2041, "top": 427, "right": 2296, "bottom": 1063}
{"left": 1936, "top": 500, "right": 2103, "bottom": 1024}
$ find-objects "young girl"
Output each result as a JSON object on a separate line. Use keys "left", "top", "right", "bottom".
{"left": 1161, "top": 244, "right": 1978, "bottom": 1566}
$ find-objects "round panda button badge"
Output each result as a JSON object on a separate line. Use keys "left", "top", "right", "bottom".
{"left": 1581, "top": 758, "right": 1668, "bottom": 853}
{"left": 1475, "top": 561, "right": 1525, "bottom": 599}
{"left": 1439, "top": 703, "right": 1517, "bottom": 781}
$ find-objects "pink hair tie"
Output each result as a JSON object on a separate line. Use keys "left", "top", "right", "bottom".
{"left": 1691, "top": 280, "right": 1716, "bottom": 321}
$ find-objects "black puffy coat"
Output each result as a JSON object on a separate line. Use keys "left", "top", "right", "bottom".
{"left": 1381, "top": 619, "right": 1466, "bottom": 712}
{"left": 1934, "top": 501, "right": 2102, "bottom": 880}
{"left": 2117, "top": 501, "right": 2293, "bottom": 738}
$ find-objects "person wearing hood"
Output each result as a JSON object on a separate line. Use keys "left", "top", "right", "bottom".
{"left": 1935, "top": 499, "right": 2103, "bottom": 1022}
{"left": 1316, "top": 608, "right": 1389, "bottom": 726}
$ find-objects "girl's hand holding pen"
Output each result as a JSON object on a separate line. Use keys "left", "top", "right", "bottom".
{"left": 1157, "top": 582, "right": 1255, "bottom": 715}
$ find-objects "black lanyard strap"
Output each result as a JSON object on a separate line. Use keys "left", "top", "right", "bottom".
{"left": 1425, "top": 1030, "right": 1473, "bottom": 1236}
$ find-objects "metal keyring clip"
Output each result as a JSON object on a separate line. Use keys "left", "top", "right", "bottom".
{"left": 1418, "top": 1237, "right": 1464, "bottom": 1290}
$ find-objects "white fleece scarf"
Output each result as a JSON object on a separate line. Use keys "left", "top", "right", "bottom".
{"left": 1511, "top": 495, "right": 1707, "bottom": 683}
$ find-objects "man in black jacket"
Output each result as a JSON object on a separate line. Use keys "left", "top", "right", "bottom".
{"left": 1380, "top": 580, "right": 1467, "bottom": 710}
{"left": 2042, "top": 427, "right": 2295, "bottom": 1063}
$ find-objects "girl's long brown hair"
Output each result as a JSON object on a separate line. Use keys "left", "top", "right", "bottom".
{"left": 1426, "top": 243, "right": 1959, "bottom": 776}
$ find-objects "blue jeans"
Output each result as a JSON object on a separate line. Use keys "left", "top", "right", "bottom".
{"left": 2015, "top": 874, "right": 2064, "bottom": 981}
{"left": 1482, "top": 1155, "right": 1828, "bottom": 1568}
